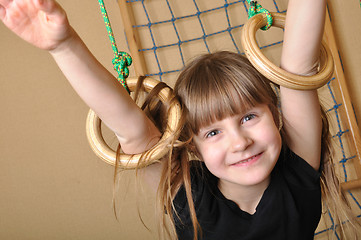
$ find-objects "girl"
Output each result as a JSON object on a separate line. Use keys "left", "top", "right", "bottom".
{"left": 0, "top": 0, "right": 358, "bottom": 239}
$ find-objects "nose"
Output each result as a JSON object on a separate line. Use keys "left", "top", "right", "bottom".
{"left": 229, "top": 131, "right": 252, "bottom": 152}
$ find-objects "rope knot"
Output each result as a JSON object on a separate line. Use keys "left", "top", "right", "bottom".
{"left": 247, "top": 0, "right": 273, "bottom": 30}
{"left": 112, "top": 52, "right": 132, "bottom": 92}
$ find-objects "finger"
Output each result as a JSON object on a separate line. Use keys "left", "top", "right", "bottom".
{"left": 0, "top": 0, "right": 10, "bottom": 21}
{"left": 36, "top": 0, "right": 62, "bottom": 15}
{"left": 0, "top": 5, "right": 5, "bottom": 21}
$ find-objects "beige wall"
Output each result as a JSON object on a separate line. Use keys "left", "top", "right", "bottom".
{"left": 0, "top": 0, "right": 360, "bottom": 239}
{"left": 0, "top": 0, "right": 156, "bottom": 239}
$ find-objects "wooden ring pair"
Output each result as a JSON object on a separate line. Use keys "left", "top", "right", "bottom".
{"left": 87, "top": 12, "right": 334, "bottom": 168}
{"left": 86, "top": 77, "right": 181, "bottom": 168}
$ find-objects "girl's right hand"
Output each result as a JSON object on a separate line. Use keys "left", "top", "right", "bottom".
{"left": 0, "top": 0, "right": 72, "bottom": 51}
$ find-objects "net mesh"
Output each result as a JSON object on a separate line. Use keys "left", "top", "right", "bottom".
{"left": 119, "top": 0, "right": 361, "bottom": 238}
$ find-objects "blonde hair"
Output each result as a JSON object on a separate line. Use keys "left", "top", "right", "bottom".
{"left": 116, "top": 51, "right": 360, "bottom": 239}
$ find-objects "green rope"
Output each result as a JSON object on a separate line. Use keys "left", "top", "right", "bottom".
{"left": 98, "top": 0, "right": 131, "bottom": 93}
{"left": 246, "top": 0, "right": 273, "bottom": 30}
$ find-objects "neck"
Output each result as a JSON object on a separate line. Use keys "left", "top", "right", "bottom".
{"left": 218, "top": 176, "right": 271, "bottom": 215}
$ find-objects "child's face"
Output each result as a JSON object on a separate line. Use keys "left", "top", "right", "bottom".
{"left": 193, "top": 104, "right": 282, "bottom": 191}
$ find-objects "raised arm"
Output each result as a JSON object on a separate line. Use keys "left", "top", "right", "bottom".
{"left": 0, "top": 0, "right": 160, "bottom": 154}
{"left": 280, "top": 0, "right": 326, "bottom": 170}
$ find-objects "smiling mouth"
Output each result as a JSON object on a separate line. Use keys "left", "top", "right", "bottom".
{"left": 231, "top": 152, "right": 263, "bottom": 166}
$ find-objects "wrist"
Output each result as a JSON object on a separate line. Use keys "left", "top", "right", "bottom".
{"left": 49, "top": 27, "right": 79, "bottom": 56}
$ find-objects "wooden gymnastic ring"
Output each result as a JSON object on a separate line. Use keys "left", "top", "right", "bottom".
{"left": 241, "top": 12, "right": 334, "bottom": 90}
{"left": 86, "top": 77, "right": 181, "bottom": 168}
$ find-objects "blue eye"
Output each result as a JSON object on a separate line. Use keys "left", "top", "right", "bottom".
{"left": 242, "top": 114, "right": 256, "bottom": 124}
{"left": 206, "top": 130, "right": 220, "bottom": 138}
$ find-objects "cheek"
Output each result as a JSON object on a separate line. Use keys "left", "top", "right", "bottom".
{"left": 266, "top": 128, "right": 282, "bottom": 153}
{"left": 194, "top": 141, "right": 224, "bottom": 164}
{"left": 257, "top": 123, "right": 282, "bottom": 148}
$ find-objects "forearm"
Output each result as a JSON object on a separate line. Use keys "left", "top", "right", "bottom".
{"left": 50, "top": 29, "right": 160, "bottom": 152}
{"left": 279, "top": 0, "right": 326, "bottom": 170}
{"left": 281, "top": 0, "right": 326, "bottom": 75}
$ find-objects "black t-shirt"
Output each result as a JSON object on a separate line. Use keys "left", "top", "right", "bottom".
{"left": 173, "top": 147, "right": 321, "bottom": 240}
